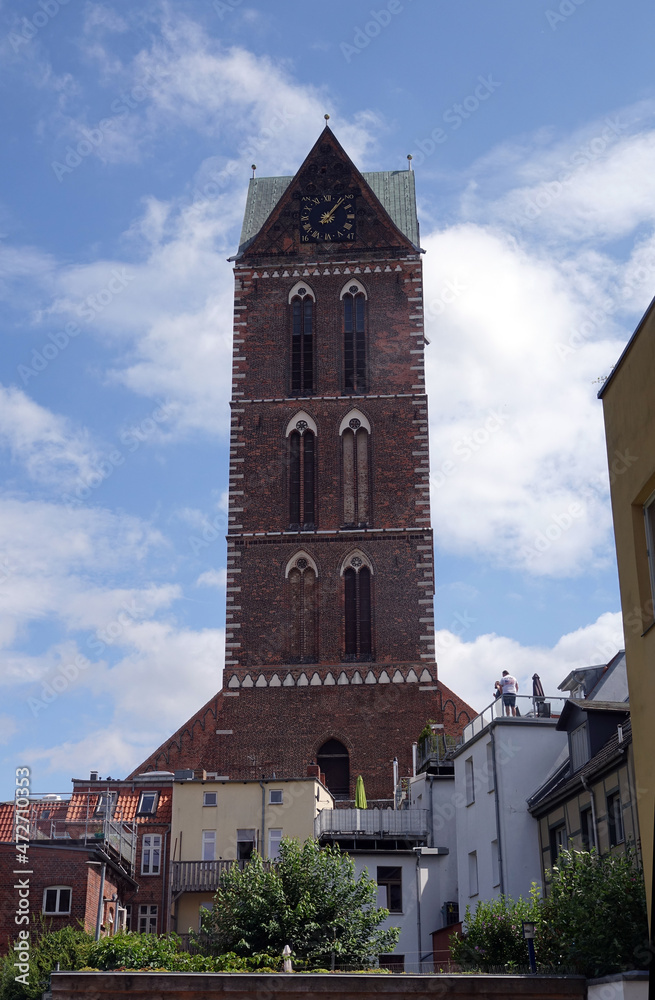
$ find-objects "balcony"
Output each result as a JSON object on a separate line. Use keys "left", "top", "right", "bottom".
{"left": 314, "top": 807, "right": 428, "bottom": 841}
{"left": 171, "top": 860, "right": 243, "bottom": 894}
{"left": 29, "top": 816, "right": 136, "bottom": 870}
{"left": 462, "top": 693, "right": 568, "bottom": 745}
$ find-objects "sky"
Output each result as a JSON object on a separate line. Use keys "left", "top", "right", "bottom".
{"left": 1, "top": 0, "right": 654, "bottom": 800}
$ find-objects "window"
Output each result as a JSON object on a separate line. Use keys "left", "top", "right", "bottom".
{"left": 202, "top": 830, "right": 216, "bottom": 861}
{"left": 549, "top": 822, "right": 567, "bottom": 865}
{"left": 580, "top": 806, "right": 594, "bottom": 851}
{"left": 287, "top": 553, "right": 318, "bottom": 663}
{"left": 377, "top": 866, "right": 402, "bottom": 913}
{"left": 289, "top": 427, "right": 316, "bottom": 529}
{"left": 203, "top": 791, "right": 217, "bottom": 807}
{"left": 570, "top": 724, "right": 590, "bottom": 772}
{"left": 342, "top": 553, "right": 372, "bottom": 660}
{"left": 607, "top": 792, "right": 624, "bottom": 847}
{"left": 486, "top": 742, "right": 495, "bottom": 792}
{"left": 268, "top": 828, "right": 283, "bottom": 860}
{"left": 93, "top": 791, "right": 116, "bottom": 817}
{"left": 378, "top": 954, "right": 404, "bottom": 972}
{"left": 136, "top": 791, "right": 159, "bottom": 816}
{"left": 269, "top": 789, "right": 283, "bottom": 805}
{"left": 342, "top": 284, "right": 367, "bottom": 392}
{"left": 317, "top": 739, "right": 350, "bottom": 799}
{"left": 465, "top": 757, "right": 475, "bottom": 805}
{"left": 199, "top": 901, "right": 213, "bottom": 932}
{"left": 341, "top": 411, "right": 370, "bottom": 527}
{"left": 290, "top": 285, "right": 314, "bottom": 396}
{"left": 644, "top": 493, "right": 655, "bottom": 604}
{"left": 141, "top": 833, "right": 161, "bottom": 875}
{"left": 237, "top": 829, "right": 256, "bottom": 861}
{"left": 468, "top": 852, "right": 478, "bottom": 897}
{"left": 43, "top": 886, "right": 71, "bottom": 915}
{"left": 491, "top": 840, "right": 500, "bottom": 887}
{"left": 138, "top": 903, "right": 158, "bottom": 934}
{"left": 124, "top": 903, "right": 132, "bottom": 931}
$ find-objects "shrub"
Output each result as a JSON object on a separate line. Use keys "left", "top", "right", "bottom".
{"left": 450, "top": 889, "right": 541, "bottom": 972}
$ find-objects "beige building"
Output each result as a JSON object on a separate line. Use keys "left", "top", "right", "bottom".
{"left": 169, "top": 774, "right": 333, "bottom": 933}
{"left": 599, "top": 297, "right": 655, "bottom": 928}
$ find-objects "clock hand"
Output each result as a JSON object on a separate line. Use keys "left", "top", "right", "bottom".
{"left": 320, "top": 197, "right": 345, "bottom": 224}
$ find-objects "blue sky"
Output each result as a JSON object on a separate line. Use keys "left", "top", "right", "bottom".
{"left": 1, "top": 0, "right": 654, "bottom": 799}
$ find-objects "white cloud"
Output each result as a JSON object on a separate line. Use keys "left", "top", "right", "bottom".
{"left": 196, "top": 568, "right": 226, "bottom": 589}
{"left": 0, "top": 385, "right": 99, "bottom": 487}
{"left": 437, "top": 611, "right": 624, "bottom": 717}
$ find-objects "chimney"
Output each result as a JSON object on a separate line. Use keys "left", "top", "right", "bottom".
{"left": 89, "top": 771, "right": 99, "bottom": 781}
{"left": 307, "top": 763, "right": 320, "bottom": 779}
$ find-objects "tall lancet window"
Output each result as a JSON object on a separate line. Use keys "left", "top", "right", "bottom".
{"left": 286, "top": 553, "right": 318, "bottom": 663}
{"left": 341, "top": 280, "right": 367, "bottom": 393}
{"left": 287, "top": 412, "right": 317, "bottom": 530}
{"left": 289, "top": 282, "right": 315, "bottom": 396}
{"left": 342, "top": 552, "right": 373, "bottom": 661}
{"left": 340, "top": 410, "right": 371, "bottom": 528}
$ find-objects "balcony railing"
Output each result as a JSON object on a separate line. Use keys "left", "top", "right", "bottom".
{"left": 462, "top": 694, "right": 568, "bottom": 744}
{"left": 28, "top": 816, "right": 136, "bottom": 869}
{"left": 171, "top": 860, "right": 243, "bottom": 893}
{"left": 314, "top": 807, "right": 428, "bottom": 839}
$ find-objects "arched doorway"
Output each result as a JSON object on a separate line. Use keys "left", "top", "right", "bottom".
{"left": 317, "top": 739, "right": 350, "bottom": 800}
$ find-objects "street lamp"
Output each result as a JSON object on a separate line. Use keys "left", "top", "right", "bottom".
{"left": 522, "top": 921, "right": 537, "bottom": 974}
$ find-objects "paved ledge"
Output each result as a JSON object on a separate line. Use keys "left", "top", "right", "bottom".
{"left": 51, "top": 970, "right": 587, "bottom": 1000}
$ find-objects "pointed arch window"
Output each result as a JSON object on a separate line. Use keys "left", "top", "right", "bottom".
{"left": 340, "top": 410, "right": 371, "bottom": 527}
{"left": 287, "top": 413, "right": 316, "bottom": 530}
{"left": 341, "top": 281, "right": 367, "bottom": 393}
{"left": 286, "top": 553, "right": 318, "bottom": 663}
{"left": 342, "top": 552, "right": 373, "bottom": 661}
{"left": 289, "top": 283, "right": 315, "bottom": 396}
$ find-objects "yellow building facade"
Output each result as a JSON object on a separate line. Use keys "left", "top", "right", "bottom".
{"left": 169, "top": 776, "right": 334, "bottom": 933}
{"left": 600, "top": 296, "right": 655, "bottom": 927}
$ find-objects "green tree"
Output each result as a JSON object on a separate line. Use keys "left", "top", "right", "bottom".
{"left": 201, "top": 838, "right": 399, "bottom": 969}
{"left": 537, "top": 848, "right": 648, "bottom": 977}
{"left": 450, "top": 890, "right": 541, "bottom": 972}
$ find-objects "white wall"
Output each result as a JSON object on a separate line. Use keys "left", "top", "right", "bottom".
{"left": 454, "top": 719, "right": 567, "bottom": 917}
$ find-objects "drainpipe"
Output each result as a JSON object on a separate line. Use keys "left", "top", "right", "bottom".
{"left": 412, "top": 742, "right": 418, "bottom": 777}
{"left": 95, "top": 862, "right": 106, "bottom": 942}
{"left": 161, "top": 831, "right": 168, "bottom": 933}
{"left": 581, "top": 776, "right": 598, "bottom": 852}
{"left": 489, "top": 728, "right": 505, "bottom": 895}
{"left": 428, "top": 776, "right": 434, "bottom": 849}
{"left": 414, "top": 850, "right": 423, "bottom": 973}
{"left": 259, "top": 782, "right": 266, "bottom": 857}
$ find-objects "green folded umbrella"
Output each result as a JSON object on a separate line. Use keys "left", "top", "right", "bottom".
{"left": 355, "top": 774, "right": 367, "bottom": 810}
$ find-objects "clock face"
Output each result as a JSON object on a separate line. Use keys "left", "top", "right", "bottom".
{"left": 300, "top": 193, "right": 356, "bottom": 243}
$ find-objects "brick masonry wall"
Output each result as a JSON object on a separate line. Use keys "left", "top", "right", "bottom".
{"left": 0, "top": 844, "right": 119, "bottom": 952}
{"left": 132, "top": 680, "right": 472, "bottom": 802}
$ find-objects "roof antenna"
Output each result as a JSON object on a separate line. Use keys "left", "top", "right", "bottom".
{"left": 407, "top": 154, "right": 413, "bottom": 171}
{"left": 251, "top": 164, "right": 256, "bottom": 178}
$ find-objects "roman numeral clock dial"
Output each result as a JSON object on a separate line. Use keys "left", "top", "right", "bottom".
{"left": 300, "top": 193, "right": 356, "bottom": 242}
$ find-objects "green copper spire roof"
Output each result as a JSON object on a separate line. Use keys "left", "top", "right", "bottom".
{"left": 237, "top": 169, "right": 419, "bottom": 255}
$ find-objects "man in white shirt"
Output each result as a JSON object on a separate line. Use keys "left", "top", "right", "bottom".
{"left": 498, "top": 670, "right": 519, "bottom": 716}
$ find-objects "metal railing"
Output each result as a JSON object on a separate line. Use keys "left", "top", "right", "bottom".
{"left": 462, "top": 694, "right": 567, "bottom": 744}
{"left": 416, "top": 731, "right": 459, "bottom": 774}
{"left": 170, "top": 860, "right": 243, "bottom": 892}
{"left": 28, "top": 815, "right": 136, "bottom": 868}
{"left": 314, "top": 807, "right": 428, "bottom": 839}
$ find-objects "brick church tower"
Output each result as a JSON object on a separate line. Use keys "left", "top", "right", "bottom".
{"left": 133, "top": 126, "right": 473, "bottom": 801}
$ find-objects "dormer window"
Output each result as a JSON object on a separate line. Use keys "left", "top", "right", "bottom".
{"left": 94, "top": 792, "right": 117, "bottom": 817}
{"left": 137, "top": 791, "right": 159, "bottom": 816}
